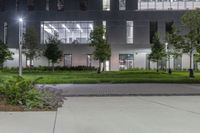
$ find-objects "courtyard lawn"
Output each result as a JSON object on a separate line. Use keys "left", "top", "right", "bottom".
{"left": 0, "top": 70, "right": 200, "bottom": 84}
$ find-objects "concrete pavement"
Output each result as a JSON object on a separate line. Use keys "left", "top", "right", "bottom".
{"left": 54, "top": 96, "right": 200, "bottom": 133}
{"left": 1, "top": 96, "right": 200, "bottom": 133}
{"left": 0, "top": 112, "right": 56, "bottom": 133}
{"left": 38, "top": 84, "right": 200, "bottom": 96}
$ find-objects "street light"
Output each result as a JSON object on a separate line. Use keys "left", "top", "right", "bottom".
{"left": 18, "top": 17, "right": 24, "bottom": 76}
{"left": 165, "top": 42, "right": 172, "bottom": 74}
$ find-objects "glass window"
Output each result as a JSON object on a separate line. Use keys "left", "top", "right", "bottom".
{"left": 119, "top": 54, "right": 134, "bottom": 70}
{"left": 3, "top": 22, "right": 8, "bottom": 44}
{"left": 138, "top": 0, "right": 200, "bottom": 10}
{"left": 87, "top": 54, "right": 92, "bottom": 67}
{"left": 102, "top": 21, "right": 106, "bottom": 39}
{"left": 165, "top": 21, "right": 174, "bottom": 34}
{"left": 150, "top": 21, "right": 158, "bottom": 44}
{"left": 46, "top": 0, "right": 49, "bottom": 11}
{"left": 80, "top": 0, "right": 88, "bottom": 11}
{"left": 57, "top": 0, "right": 64, "bottom": 11}
{"left": 41, "top": 21, "right": 94, "bottom": 44}
{"left": 119, "top": 0, "right": 126, "bottom": 10}
{"left": 126, "top": 21, "right": 134, "bottom": 44}
{"left": 0, "top": 0, "right": 5, "bottom": 11}
{"left": 103, "top": 0, "right": 110, "bottom": 11}
{"left": 64, "top": 54, "right": 72, "bottom": 67}
{"left": 174, "top": 56, "right": 182, "bottom": 70}
{"left": 27, "top": 0, "right": 34, "bottom": 11}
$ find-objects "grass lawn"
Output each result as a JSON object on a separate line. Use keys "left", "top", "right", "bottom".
{"left": 0, "top": 70, "right": 200, "bottom": 84}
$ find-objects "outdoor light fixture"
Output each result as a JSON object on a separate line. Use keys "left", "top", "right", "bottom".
{"left": 18, "top": 17, "right": 24, "bottom": 76}
{"left": 19, "top": 18, "right": 23, "bottom": 22}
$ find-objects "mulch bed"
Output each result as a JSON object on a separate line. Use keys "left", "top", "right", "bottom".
{"left": 0, "top": 101, "right": 56, "bottom": 112}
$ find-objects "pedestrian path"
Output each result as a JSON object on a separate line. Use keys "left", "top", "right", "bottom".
{"left": 38, "top": 84, "right": 200, "bottom": 96}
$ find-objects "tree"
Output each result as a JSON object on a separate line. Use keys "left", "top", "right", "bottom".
{"left": 0, "top": 40, "right": 13, "bottom": 68}
{"left": 90, "top": 26, "right": 111, "bottom": 73}
{"left": 165, "top": 27, "right": 183, "bottom": 74}
{"left": 149, "top": 33, "right": 166, "bottom": 72}
{"left": 23, "top": 27, "right": 40, "bottom": 67}
{"left": 169, "top": 9, "right": 200, "bottom": 78}
{"left": 44, "top": 34, "right": 62, "bottom": 72}
{"left": 181, "top": 9, "right": 200, "bottom": 77}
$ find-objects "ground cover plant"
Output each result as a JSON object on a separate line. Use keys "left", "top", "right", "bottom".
{"left": 0, "top": 76, "right": 65, "bottom": 111}
{"left": 0, "top": 69, "right": 200, "bottom": 84}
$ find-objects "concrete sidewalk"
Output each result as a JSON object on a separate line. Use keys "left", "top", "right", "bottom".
{"left": 1, "top": 96, "right": 200, "bottom": 133}
{"left": 38, "top": 84, "right": 200, "bottom": 96}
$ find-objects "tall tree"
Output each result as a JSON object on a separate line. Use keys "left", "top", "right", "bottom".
{"left": 170, "top": 9, "right": 200, "bottom": 78}
{"left": 90, "top": 26, "right": 111, "bottom": 73}
{"left": 165, "top": 27, "right": 183, "bottom": 74}
{"left": 44, "top": 34, "right": 62, "bottom": 72}
{"left": 181, "top": 9, "right": 200, "bottom": 77}
{"left": 0, "top": 40, "right": 13, "bottom": 68}
{"left": 149, "top": 33, "right": 166, "bottom": 72}
{"left": 23, "top": 27, "right": 40, "bottom": 67}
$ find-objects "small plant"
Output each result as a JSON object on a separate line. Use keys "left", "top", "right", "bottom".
{"left": 0, "top": 76, "right": 65, "bottom": 110}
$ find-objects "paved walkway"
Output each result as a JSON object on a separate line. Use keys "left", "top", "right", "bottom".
{"left": 1, "top": 96, "right": 200, "bottom": 133}
{"left": 38, "top": 84, "right": 200, "bottom": 96}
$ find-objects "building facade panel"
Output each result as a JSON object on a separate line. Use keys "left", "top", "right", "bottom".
{"left": 0, "top": 0, "right": 200, "bottom": 70}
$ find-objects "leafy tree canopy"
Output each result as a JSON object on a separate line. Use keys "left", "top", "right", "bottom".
{"left": 44, "top": 34, "right": 62, "bottom": 65}
{"left": 0, "top": 40, "right": 13, "bottom": 67}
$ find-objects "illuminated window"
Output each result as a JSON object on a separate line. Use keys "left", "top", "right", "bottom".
{"left": 87, "top": 54, "right": 92, "bottom": 67}
{"left": 138, "top": 0, "right": 200, "bottom": 10}
{"left": 126, "top": 21, "right": 134, "bottom": 44}
{"left": 103, "top": 0, "right": 110, "bottom": 11}
{"left": 64, "top": 54, "right": 72, "bottom": 67}
{"left": 119, "top": 0, "right": 126, "bottom": 10}
{"left": 102, "top": 21, "right": 106, "bottom": 39}
{"left": 119, "top": 54, "right": 134, "bottom": 70}
{"left": 41, "top": 21, "right": 94, "bottom": 44}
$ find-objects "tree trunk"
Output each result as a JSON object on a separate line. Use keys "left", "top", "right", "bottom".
{"left": 30, "top": 57, "right": 33, "bottom": 68}
{"left": 189, "top": 52, "right": 194, "bottom": 78}
{"left": 98, "top": 61, "right": 101, "bottom": 74}
{"left": 168, "top": 56, "right": 172, "bottom": 74}
{"left": 52, "top": 63, "right": 55, "bottom": 72}
{"left": 0, "top": 63, "right": 3, "bottom": 69}
{"left": 156, "top": 61, "right": 159, "bottom": 72}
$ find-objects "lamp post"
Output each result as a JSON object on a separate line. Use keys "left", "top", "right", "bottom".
{"left": 19, "top": 18, "right": 23, "bottom": 76}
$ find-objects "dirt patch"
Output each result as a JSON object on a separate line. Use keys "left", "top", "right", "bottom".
{"left": 0, "top": 102, "right": 56, "bottom": 112}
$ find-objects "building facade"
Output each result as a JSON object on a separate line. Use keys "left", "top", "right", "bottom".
{"left": 0, "top": 0, "right": 200, "bottom": 70}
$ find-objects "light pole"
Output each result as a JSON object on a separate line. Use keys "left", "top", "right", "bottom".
{"left": 165, "top": 42, "right": 172, "bottom": 74}
{"left": 19, "top": 18, "right": 24, "bottom": 76}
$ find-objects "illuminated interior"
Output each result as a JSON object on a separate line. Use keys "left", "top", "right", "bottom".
{"left": 41, "top": 21, "right": 94, "bottom": 44}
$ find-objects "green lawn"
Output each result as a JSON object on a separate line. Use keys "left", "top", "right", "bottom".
{"left": 0, "top": 70, "right": 200, "bottom": 84}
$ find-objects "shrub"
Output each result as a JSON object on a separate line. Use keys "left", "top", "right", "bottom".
{"left": 0, "top": 76, "right": 65, "bottom": 110}
{"left": 1, "top": 66, "right": 97, "bottom": 73}
{"left": 39, "top": 87, "right": 65, "bottom": 110}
